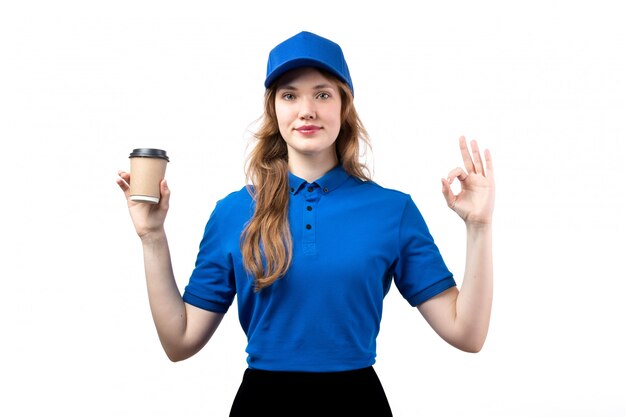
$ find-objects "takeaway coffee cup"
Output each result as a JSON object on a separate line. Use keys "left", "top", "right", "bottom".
{"left": 128, "top": 148, "right": 169, "bottom": 204}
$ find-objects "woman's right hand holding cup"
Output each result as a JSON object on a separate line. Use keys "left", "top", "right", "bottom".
{"left": 116, "top": 171, "right": 170, "bottom": 240}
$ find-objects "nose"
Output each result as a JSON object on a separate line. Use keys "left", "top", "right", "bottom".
{"left": 298, "top": 97, "right": 316, "bottom": 120}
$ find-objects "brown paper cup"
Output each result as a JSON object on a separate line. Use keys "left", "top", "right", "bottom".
{"left": 128, "top": 148, "right": 169, "bottom": 204}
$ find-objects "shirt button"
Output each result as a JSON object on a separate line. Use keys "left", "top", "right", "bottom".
{"left": 307, "top": 186, "right": 313, "bottom": 192}
{"left": 323, "top": 187, "right": 329, "bottom": 193}
{"left": 306, "top": 206, "right": 312, "bottom": 211}
{"left": 290, "top": 187, "right": 294, "bottom": 193}
{"left": 306, "top": 224, "right": 312, "bottom": 230}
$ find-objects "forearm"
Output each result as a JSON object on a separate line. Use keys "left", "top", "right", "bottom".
{"left": 140, "top": 230, "right": 189, "bottom": 358}
{"left": 454, "top": 223, "right": 493, "bottom": 351}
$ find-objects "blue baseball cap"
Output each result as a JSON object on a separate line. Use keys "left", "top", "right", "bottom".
{"left": 264, "top": 31, "right": 354, "bottom": 96}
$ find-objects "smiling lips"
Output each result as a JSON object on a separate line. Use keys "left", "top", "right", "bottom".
{"left": 295, "top": 125, "right": 321, "bottom": 135}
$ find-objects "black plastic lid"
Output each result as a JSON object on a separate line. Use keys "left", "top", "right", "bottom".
{"left": 129, "top": 148, "right": 169, "bottom": 161}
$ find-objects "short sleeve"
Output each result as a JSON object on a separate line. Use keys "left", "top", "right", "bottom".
{"left": 182, "top": 201, "right": 237, "bottom": 313}
{"left": 392, "top": 196, "right": 456, "bottom": 306}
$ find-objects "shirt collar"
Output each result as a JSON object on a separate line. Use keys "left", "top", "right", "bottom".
{"left": 288, "top": 164, "right": 350, "bottom": 195}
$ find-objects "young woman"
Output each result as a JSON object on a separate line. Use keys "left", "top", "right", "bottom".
{"left": 117, "top": 31, "right": 495, "bottom": 416}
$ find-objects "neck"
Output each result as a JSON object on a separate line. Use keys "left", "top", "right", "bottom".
{"left": 288, "top": 151, "right": 339, "bottom": 183}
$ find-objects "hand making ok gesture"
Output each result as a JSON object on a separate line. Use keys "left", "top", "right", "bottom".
{"left": 442, "top": 136, "right": 495, "bottom": 226}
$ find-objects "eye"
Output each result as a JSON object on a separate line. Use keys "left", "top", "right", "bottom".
{"left": 281, "top": 92, "right": 296, "bottom": 101}
{"left": 316, "top": 92, "right": 330, "bottom": 100}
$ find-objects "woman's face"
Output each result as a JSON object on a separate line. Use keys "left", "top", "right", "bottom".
{"left": 274, "top": 67, "right": 342, "bottom": 166}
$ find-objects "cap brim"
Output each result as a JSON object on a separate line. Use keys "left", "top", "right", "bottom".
{"left": 264, "top": 57, "right": 349, "bottom": 90}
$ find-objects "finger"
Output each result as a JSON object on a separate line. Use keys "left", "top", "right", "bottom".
{"left": 441, "top": 178, "right": 456, "bottom": 209}
{"left": 447, "top": 167, "right": 468, "bottom": 183}
{"left": 158, "top": 179, "right": 171, "bottom": 210}
{"left": 117, "top": 170, "right": 130, "bottom": 183}
{"left": 484, "top": 148, "right": 494, "bottom": 178}
{"left": 470, "top": 140, "right": 485, "bottom": 176}
{"left": 459, "top": 136, "right": 476, "bottom": 174}
{"left": 116, "top": 172, "right": 130, "bottom": 194}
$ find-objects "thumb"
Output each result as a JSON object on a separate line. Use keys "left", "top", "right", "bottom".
{"left": 441, "top": 178, "right": 456, "bottom": 210}
{"left": 159, "top": 179, "right": 171, "bottom": 209}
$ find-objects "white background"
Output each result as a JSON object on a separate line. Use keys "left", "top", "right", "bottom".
{"left": 1, "top": 1, "right": 624, "bottom": 416}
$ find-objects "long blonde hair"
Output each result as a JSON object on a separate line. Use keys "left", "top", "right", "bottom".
{"left": 242, "top": 70, "right": 372, "bottom": 291}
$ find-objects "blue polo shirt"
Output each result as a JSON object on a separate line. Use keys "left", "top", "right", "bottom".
{"left": 182, "top": 164, "right": 455, "bottom": 372}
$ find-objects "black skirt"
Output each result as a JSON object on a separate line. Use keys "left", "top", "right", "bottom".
{"left": 229, "top": 366, "right": 393, "bottom": 416}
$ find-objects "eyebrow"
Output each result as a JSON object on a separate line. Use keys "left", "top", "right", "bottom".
{"left": 278, "top": 83, "right": 336, "bottom": 91}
